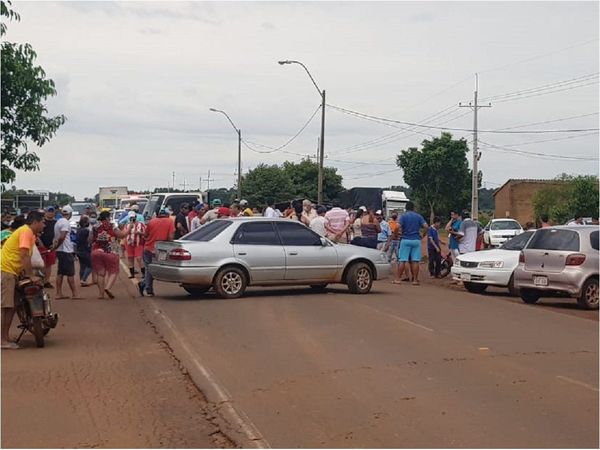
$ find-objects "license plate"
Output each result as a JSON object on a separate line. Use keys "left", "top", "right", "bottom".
{"left": 534, "top": 276, "right": 548, "bottom": 286}
{"left": 462, "top": 273, "right": 471, "bottom": 282}
{"left": 158, "top": 251, "right": 167, "bottom": 261}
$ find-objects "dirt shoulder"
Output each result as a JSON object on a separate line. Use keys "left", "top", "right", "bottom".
{"left": 1, "top": 272, "right": 236, "bottom": 449}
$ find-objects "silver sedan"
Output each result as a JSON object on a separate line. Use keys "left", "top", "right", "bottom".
{"left": 149, "top": 217, "right": 390, "bottom": 298}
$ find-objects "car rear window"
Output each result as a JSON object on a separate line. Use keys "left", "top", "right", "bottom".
{"left": 182, "top": 220, "right": 232, "bottom": 241}
{"left": 490, "top": 220, "right": 521, "bottom": 231}
{"left": 527, "top": 229, "right": 580, "bottom": 251}
{"left": 501, "top": 231, "right": 533, "bottom": 251}
{"left": 591, "top": 231, "right": 599, "bottom": 251}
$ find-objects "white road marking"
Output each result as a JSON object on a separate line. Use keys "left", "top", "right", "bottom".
{"left": 353, "top": 302, "right": 435, "bottom": 332}
{"left": 556, "top": 375, "right": 599, "bottom": 393}
{"left": 119, "top": 260, "right": 270, "bottom": 448}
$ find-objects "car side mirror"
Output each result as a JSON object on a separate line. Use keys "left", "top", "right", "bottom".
{"left": 320, "top": 237, "right": 328, "bottom": 247}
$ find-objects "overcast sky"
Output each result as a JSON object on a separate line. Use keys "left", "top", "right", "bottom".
{"left": 5, "top": 1, "right": 599, "bottom": 200}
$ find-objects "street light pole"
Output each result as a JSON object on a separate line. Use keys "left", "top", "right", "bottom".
{"left": 209, "top": 108, "right": 242, "bottom": 200}
{"left": 278, "top": 60, "right": 326, "bottom": 205}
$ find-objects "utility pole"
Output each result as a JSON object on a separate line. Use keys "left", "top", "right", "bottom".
{"left": 172, "top": 172, "right": 175, "bottom": 193}
{"left": 459, "top": 74, "right": 491, "bottom": 221}
{"left": 198, "top": 176, "right": 202, "bottom": 191}
{"left": 206, "top": 170, "right": 214, "bottom": 190}
{"left": 318, "top": 89, "right": 326, "bottom": 205}
{"left": 180, "top": 179, "right": 188, "bottom": 191}
{"left": 237, "top": 128, "right": 242, "bottom": 201}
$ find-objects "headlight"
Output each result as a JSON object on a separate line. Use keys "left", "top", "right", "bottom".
{"left": 479, "top": 261, "right": 504, "bottom": 269}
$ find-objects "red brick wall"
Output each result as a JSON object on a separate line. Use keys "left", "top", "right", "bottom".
{"left": 494, "top": 181, "right": 564, "bottom": 226}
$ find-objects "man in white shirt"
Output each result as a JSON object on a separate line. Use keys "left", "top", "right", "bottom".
{"left": 201, "top": 199, "right": 221, "bottom": 224}
{"left": 301, "top": 199, "right": 317, "bottom": 226}
{"left": 457, "top": 213, "right": 483, "bottom": 254}
{"left": 309, "top": 206, "right": 327, "bottom": 237}
{"left": 263, "top": 199, "right": 280, "bottom": 218}
{"left": 52, "top": 205, "right": 82, "bottom": 299}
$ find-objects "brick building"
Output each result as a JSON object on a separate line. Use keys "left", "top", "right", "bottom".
{"left": 493, "top": 179, "right": 565, "bottom": 226}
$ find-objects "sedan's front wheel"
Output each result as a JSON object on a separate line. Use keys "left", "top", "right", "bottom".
{"left": 347, "top": 262, "right": 373, "bottom": 294}
{"left": 214, "top": 267, "right": 247, "bottom": 299}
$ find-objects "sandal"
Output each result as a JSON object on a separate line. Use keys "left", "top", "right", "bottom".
{"left": 1, "top": 342, "right": 21, "bottom": 350}
{"left": 104, "top": 289, "right": 115, "bottom": 299}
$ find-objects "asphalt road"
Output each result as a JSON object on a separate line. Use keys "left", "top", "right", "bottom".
{"left": 142, "top": 278, "right": 599, "bottom": 448}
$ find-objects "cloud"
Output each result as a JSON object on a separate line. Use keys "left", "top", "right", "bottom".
{"left": 261, "top": 22, "right": 277, "bottom": 31}
{"left": 140, "top": 27, "right": 164, "bottom": 35}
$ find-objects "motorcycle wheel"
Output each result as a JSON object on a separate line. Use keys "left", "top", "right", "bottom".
{"left": 31, "top": 317, "right": 45, "bottom": 348}
{"left": 439, "top": 259, "right": 451, "bottom": 279}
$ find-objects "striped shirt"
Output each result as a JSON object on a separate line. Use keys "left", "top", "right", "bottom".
{"left": 324, "top": 208, "right": 349, "bottom": 234}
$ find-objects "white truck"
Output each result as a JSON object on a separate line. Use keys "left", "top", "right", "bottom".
{"left": 382, "top": 190, "right": 410, "bottom": 217}
{"left": 98, "top": 186, "right": 128, "bottom": 210}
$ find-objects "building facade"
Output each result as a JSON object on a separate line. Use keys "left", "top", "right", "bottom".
{"left": 493, "top": 179, "right": 565, "bottom": 226}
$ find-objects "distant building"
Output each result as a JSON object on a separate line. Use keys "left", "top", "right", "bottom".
{"left": 493, "top": 179, "right": 565, "bottom": 225}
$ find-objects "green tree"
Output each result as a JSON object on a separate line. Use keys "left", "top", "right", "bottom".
{"left": 282, "top": 158, "right": 344, "bottom": 202}
{"left": 396, "top": 132, "right": 471, "bottom": 222}
{"left": 533, "top": 175, "right": 599, "bottom": 224}
{"left": 241, "top": 164, "right": 294, "bottom": 207}
{"left": 1, "top": 1, "right": 66, "bottom": 184}
{"left": 478, "top": 188, "right": 496, "bottom": 212}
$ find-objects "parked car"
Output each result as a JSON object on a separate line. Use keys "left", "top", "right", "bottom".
{"left": 483, "top": 219, "right": 523, "bottom": 248}
{"left": 514, "top": 226, "right": 599, "bottom": 310}
{"left": 451, "top": 230, "right": 536, "bottom": 295}
{"left": 149, "top": 217, "right": 390, "bottom": 298}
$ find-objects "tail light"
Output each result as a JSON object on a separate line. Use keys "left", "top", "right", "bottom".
{"left": 168, "top": 248, "right": 192, "bottom": 261}
{"left": 566, "top": 253, "right": 586, "bottom": 266}
{"left": 519, "top": 251, "right": 525, "bottom": 264}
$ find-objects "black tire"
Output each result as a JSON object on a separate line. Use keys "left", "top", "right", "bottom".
{"left": 464, "top": 282, "right": 488, "bottom": 294}
{"left": 346, "top": 262, "right": 373, "bottom": 294}
{"left": 520, "top": 288, "right": 541, "bottom": 304}
{"left": 577, "top": 278, "right": 599, "bottom": 310}
{"left": 31, "top": 317, "right": 45, "bottom": 348}
{"left": 182, "top": 285, "right": 211, "bottom": 296}
{"left": 439, "top": 260, "right": 451, "bottom": 279}
{"left": 507, "top": 274, "right": 519, "bottom": 297}
{"left": 213, "top": 267, "right": 247, "bottom": 299}
{"left": 310, "top": 284, "right": 329, "bottom": 292}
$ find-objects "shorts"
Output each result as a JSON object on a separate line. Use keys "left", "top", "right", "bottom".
{"left": 126, "top": 244, "right": 143, "bottom": 258}
{"left": 40, "top": 246, "right": 57, "bottom": 266}
{"left": 1, "top": 271, "right": 17, "bottom": 308}
{"left": 398, "top": 239, "right": 422, "bottom": 263}
{"left": 326, "top": 232, "right": 348, "bottom": 244}
{"left": 56, "top": 251, "right": 76, "bottom": 277}
{"left": 92, "top": 250, "right": 120, "bottom": 275}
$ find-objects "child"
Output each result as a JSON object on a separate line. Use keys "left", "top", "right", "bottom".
{"left": 428, "top": 217, "right": 443, "bottom": 278}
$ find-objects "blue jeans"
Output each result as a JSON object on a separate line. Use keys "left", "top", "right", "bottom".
{"left": 140, "top": 250, "right": 155, "bottom": 294}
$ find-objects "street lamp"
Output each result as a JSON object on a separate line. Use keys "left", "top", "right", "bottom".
{"left": 278, "top": 60, "right": 326, "bottom": 205}
{"left": 209, "top": 108, "right": 242, "bottom": 200}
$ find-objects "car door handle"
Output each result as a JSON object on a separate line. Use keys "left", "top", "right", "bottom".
{"left": 237, "top": 252, "right": 247, "bottom": 256}
{"left": 288, "top": 252, "right": 298, "bottom": 256}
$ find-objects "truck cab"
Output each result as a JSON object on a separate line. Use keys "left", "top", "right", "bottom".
{"left": 143, "top": 192, "right": 207, "bottom": 219}
{"left": 382, "top": 190, "right": 409, "bottom": 217}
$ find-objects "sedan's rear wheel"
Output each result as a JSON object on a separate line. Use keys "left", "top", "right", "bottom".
{"left": 578, "top": 278, "right": 599, "bottom": 310}
{"left": 347, "top": 262, "right": 373, "bottom": 294}
{"left": 214, "top": 267, "right": 247, "bottom": 299}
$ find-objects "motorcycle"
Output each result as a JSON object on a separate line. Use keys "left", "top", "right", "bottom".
{"left": 439, "top": 252, "right": 453, "bottom": 279}
{"left": 15, "top": 275, "right": 59, "bottom": 348}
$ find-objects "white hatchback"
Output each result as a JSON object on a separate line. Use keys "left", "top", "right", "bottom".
{"left": 483, "top": 219, "right": 523, "bottom": 248}
{"left": 451, "top": 230, "right": 535, "bottom": 295}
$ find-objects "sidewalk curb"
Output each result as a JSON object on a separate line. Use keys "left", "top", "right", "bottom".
{"left": 120, "top": 261, "right": 270, "bottom": 449}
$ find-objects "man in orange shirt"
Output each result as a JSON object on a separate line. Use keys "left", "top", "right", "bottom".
{"left": 1, "top": 211, "right": 46, "bottom": 349}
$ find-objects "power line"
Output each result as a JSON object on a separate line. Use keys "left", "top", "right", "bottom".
{"left": 326, "top": 103, "right": 599, "bottom": 134}
{"left": 479, "top": 140, "right": 598, "bottom": 161}
{"left": 488, "top": 131, "right": 599, "bottom": 148}
{"left": 240, "top": 104, "right": 321, "bottom": 154}
{"left": 495, "top": 112, "right": 599, "bottom": 130}
{"left": 490, "top": 80, "right": 598, "bottom": 104}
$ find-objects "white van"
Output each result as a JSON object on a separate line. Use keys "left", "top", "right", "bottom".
{"left": 142, "top": 192, "right": 207, "bottom": 219}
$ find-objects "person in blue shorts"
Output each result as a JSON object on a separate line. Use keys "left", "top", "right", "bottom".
{"left": 395, "top": 202, "right": 429, "bottom": 285}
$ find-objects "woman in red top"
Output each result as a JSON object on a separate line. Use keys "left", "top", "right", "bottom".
{"left": 92, "top": 211, "right": 128, "bottom": 299}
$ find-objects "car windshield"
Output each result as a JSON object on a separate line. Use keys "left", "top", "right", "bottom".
{"left": 527, "top": 229, "right": 580, "bottom": 251}
{"left": 71, "top": 203, "right": 90, "bottom": 214}
{"left": 501, "top": 231, "right": 533, "bottom": 250}
{"left": 490, "top": 220, "right": 521, "bottom": 231}
{"left": 143, "top": 195, "right": 164, "bottom": 219}
{"left": 181, "top": 220, "right": 232, "bottom": 241}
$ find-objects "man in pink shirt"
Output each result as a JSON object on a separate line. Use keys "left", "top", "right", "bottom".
{"left": 324, "top": 202, "right": 350, "bottom": 243}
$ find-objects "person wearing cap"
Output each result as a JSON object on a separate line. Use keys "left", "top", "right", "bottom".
{"left": 39, "top": 206, "right": 58, "bottom": 288}
{"left": 139, "top": 207, "right": 175, "bottom": 297}
{"left": 201, "top": 199, "right": 222, "bottom": 224}
{"left": 52, "top": 205, "right": 82, "bottom": 299}
{"left": 125, "top": 210, "right": 146, "bottom": 279}
{"left": 301, "top": 199, "right": 317, "bottom": 226}
{"left": 118, "top": 204, "right": 144, "bottom": 226}
{"left": 239, "top": 199, "right": 249, "bottom": 209}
